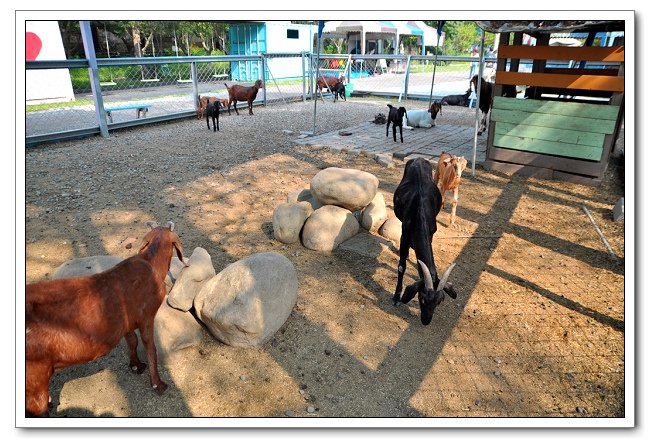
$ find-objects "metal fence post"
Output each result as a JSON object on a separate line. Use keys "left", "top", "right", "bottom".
{"left": 191, "top": 62, "right": 199, "bottom": 109}
{"left": 261, "top": 55, "right": 267, "bottom": 107}
{"left": 301, "top": 51, "right": 306, "bottom": 102}
{"left": 80, "top": 21, "right": 108, "bottom": 137}
{"left": 404, "top": 55, "right": 412, "bottom": 100}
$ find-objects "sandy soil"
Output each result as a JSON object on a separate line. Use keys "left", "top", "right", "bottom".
{"left": 23, "top": 98, "right": 626, "bottom": 422}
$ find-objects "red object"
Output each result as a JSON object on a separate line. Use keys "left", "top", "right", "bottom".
{"left": 26, "top": 32, "right": 42, "bottom": 60}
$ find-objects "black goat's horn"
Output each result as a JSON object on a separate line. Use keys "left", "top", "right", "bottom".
{"left": 436, "top": 263, "right": 457, "bottom": 293}
{"left": 417, "top": 260, "right": 434, "bottom": 291}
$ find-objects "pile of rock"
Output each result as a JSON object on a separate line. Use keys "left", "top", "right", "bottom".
{"left": 273, "top": 167, "right": 402, "bottom": 251}
{"left": 51, "top": 249, "right": 298, "bottom": 359}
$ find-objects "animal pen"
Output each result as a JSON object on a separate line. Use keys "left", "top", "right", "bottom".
{"left": 477, "top": 21, "right": 625, "bottom": 186}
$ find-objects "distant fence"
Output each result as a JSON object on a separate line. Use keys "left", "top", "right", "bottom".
{"left": 26, "top": 51, "right": 498, "bottom": 146}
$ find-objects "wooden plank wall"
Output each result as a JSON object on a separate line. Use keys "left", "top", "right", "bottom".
{"left": 484, "top": 31, "right": 624, "bottom": 185}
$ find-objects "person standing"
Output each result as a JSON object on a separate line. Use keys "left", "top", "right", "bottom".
{"left": 485, "top": 45, "right": 497, "bottom": 81}
{"left": 468, "top": 46, "right": 479, "bottom": 79}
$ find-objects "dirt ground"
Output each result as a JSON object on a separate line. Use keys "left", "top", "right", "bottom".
{"left": 23, "top": 98, "right": 626, "bottom": 422}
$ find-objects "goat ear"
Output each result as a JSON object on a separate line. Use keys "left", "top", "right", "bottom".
{"left": 139, "top": 235, "right": 151, "bottom": 253}
{"left": 174, "top": 241, "right": 188, "bottom": 266}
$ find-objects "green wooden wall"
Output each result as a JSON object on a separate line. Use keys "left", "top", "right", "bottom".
{"left": 490, "top": 97, "right": 620, "bottom": 161}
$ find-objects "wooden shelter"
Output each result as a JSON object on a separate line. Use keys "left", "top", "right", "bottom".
{"left": 477, "top": 20, "right": 625, "bottom": 186}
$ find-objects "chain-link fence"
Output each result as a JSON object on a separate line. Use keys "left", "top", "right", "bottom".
{"left": 26, "top": 50, "right": 497, "bottom": 145}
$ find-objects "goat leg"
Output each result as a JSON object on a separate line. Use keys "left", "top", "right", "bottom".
{"left": 125, "top": 331, "right": 146, "bottom": 374}
{"left": 450, "top": 187, "right": 459, "bottom": 225}
{"left": 26, "top": 361, "right": 52, "bottom": 417}
{"left": 392, "top": 234, "right": 411, "bottom": 305}
{"left": 138, "top": 323, "right": 168, "bottom": 395}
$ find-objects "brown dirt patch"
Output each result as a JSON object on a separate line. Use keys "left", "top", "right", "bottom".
{"left": 23, "top": 99, "right": 625, "bottom": 420}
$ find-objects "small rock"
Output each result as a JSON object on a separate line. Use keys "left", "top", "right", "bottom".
{"left": 284, "top": 410, "right": 294, "bottom": 417}
{"left": 576, "top": 406, "right": 587, "bottom": 414}
{"left": 493, "top": 370, "right": 502, "bottom": 377}
{"left": 307, "top": 406, "right": 316, "bottom": 413}
{"left": 240, "top": 375, "right": 247, "bottom": 382}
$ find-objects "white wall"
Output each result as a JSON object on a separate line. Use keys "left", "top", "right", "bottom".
{"left": 265, "top": 22, "right": 313, "bottom": 80}
{"left": 26, "top": 21, "right": 75, "bottom": 104}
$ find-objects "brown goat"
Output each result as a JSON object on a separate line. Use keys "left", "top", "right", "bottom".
{"left": 316, "top": 75, "right": 345, "bottom": 102}
{"left": 223, "top": 80, "right": 263, "bottom": 115}
{"left": 25, "top": 222, "right": 187, "bottom": 417}
{"left": 196, "top": 95, "right": 229, "bottom": 120}
{"left": 434, "top": 152, "right": 468, "bottom": 225}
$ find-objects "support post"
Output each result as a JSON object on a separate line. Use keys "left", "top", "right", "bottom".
{"left": 80, "top": 20, "right": 108, "bottom": 137}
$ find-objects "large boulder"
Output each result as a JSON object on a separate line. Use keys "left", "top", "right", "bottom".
{"left": 272, "top": 201, "right": 314, "bottom": 244}
{"left": 287, "top": 188, "right": 321, "bottom": 210}
{"left": 361, "top": 192, "right": 388, "bottom": 232}
{"left": 310, "top": 167, "right": 379, "bottom": 211}
{"left": 379, "top": 216, "right": 402, "bottom": 243}
{"left": 301, "top": 205, "right": 360, "bottom": 252}
{"left": 52, "top": 255, "right": 123, "bottom": 279}
{"left": 194, "top": 252, "right": 298, "bottom": 348}
{"left": 154, "top": 300, "right": 205, "bottom": 362}
{"left": 167, "top": 247, "right": 216, "bottom": 312}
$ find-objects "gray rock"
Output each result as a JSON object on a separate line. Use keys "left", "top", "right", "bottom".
{"left": 153, "top": 300, "right": 205, "bottom": 362}
{"left": 379, "top": 216, "right": 402, "bottom": 243}
{"left": 194, "top": 252, "right": 298, "bottom": 348}
{"left": 52, "top": 255, "right": 123, "bottom": 279}
{"left": 310, "top": 167, "right": 379, "bottom": 211}
{"left": 361, "top": 192, "right": 388, "bottom": 232}
{"left": 167, "top": 247, "right": 216, "bottom": 312}
{"left": 287, "top": 188, "right": 322, "bottom": 210}
{"left": 301, "top": 205, "right": 360, "bottom": 252}
{"left": 272, "top": 201, "right": 314, "bottom": 244}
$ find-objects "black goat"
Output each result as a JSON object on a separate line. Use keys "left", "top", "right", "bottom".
{"left": 441, "top": 89, "right": 472, "bottom": 107}
{"left": 333, "top": 82, "right": 346, "bottom": 102}
{"left": 386, "top": 104, "right": 407, "bottom": 143}
{"left": 470, "top": 74, "right": 494, "bottom": 135}
{"left": 205, "top": 99, "right": 221, "bottom": 132}
{"left": 392, "top": 158, "right": 457, "bottom": 325}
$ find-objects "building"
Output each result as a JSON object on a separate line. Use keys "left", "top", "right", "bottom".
{"left": 229, "top": 21, "right": 314, "bottom": 81}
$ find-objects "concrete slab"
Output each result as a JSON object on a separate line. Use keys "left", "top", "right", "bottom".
{"left": 296, "top": 122, "right": 487, "bottom": 166}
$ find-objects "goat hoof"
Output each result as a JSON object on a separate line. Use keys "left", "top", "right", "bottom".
{"left": 130, "top": 362, "right": 147, "bottom": 374}
{"left": 152, "top": 382, "right": 168, "bottom": 395}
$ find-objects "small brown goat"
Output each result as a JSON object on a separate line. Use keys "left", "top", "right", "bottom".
{"left": 25, "top": 222, "right": 187, "bottom": 417}
{"left": 196, "top": 95, "right": 229, "bottom": 120}
{"left": 223, "top": 80, "right": 263, "bottom": 115}
{"left": 434, "top": 152, "right": 468, "bottom": 225}
{"left": 316, "top": 75, "right": 345, "bottom": 102}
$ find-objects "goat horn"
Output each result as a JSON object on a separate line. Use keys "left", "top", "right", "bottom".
{"left": 436, "top": 262, "right": 457, "bottom": 293}
{"left": 417, "top": 260, "right": 434, "bottom": 291}
{"left": 166, "top": 221, "right": 175, "bottom": 232}
{"left": 146, "top": 221, "right": 158, "bottom": 229}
